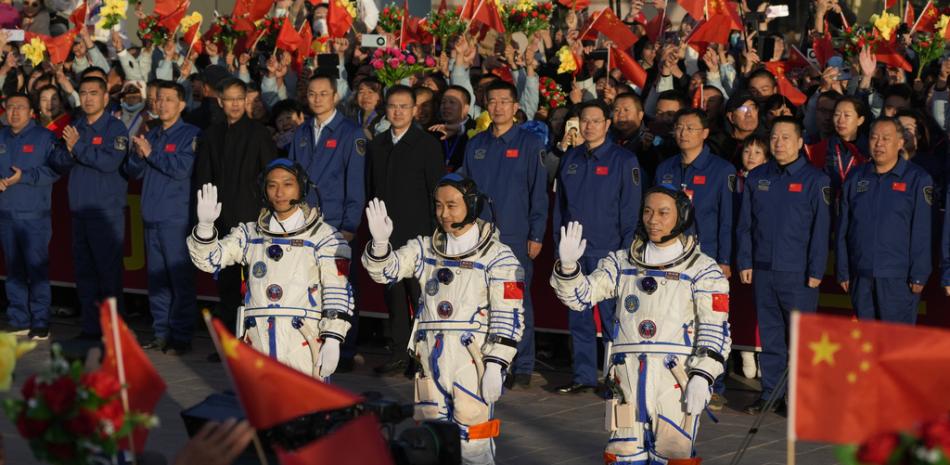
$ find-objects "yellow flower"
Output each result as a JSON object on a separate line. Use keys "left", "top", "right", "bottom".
{"left": 0, "top": 332, "right": 36, "bottom": 391}
{"left": 344, "top": 0, "right": 357, "bottom": 18}
{"left": 556, "top": 45, "right": 576, "bottom": 74}
{"left": 871, "top": 12, "right": 900, "bottom": 41}
{"left": 180, "top": 12, "right": 203, "bottom": 30}
{"left": 20, "top": 37, "right": 46, "bottom": 67}
{"left": 467, "top": 111, "right": 492, "bottom": 138}
{"left": 937, "top": 15, "right": 950, "bottom": 40}
{"left": 515, "top": 0, "right": 533, "bottom": 13}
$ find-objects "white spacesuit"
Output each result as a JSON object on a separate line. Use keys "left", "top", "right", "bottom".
{"left": 362, "top": 174, "right": 525, "bottom": 465}
{"left": 187, "top": 159, "right": 353, "bottom": 378}
{"left": 550, "top": 187, "right": 730, "bottom": 464}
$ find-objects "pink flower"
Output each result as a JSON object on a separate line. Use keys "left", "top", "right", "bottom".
{"left": 425, "top": 56, "right": 436, "bottom": 67}
{"left": 373, "top": 49, "right": 383, "bottom": 58}
{"left": 387, "top": 58, "right": 400, "bottom": 68}
{"left": 406, "top": 54, "right": 416, "bottom": 64}
{"left": 371, "top": 59, "right": 384, "bottom": 69}
{"left": 383, "top": 7, "right": 390, "bottom": 13}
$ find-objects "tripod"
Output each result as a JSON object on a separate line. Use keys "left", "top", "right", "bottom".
{"left": 727, "top": 367, "right": 789, "bottom": 465}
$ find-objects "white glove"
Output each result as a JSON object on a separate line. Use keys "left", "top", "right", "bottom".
{"left": 318, "top": 338, "right": 341, "bottom": 378}
{"left": 558, "top": 221, "right": 587, "bottom": 273}
{"left": 481, "top": 362, "right": 505, "bottom": 403}
{"left": 195, "top": 183, "right": 222, "bottom": 239}
{"left": 685, "top": 376, "right": 711, "bottom": 415}
{"left": 365, "top": 198, "right": 393, "bottom": 249}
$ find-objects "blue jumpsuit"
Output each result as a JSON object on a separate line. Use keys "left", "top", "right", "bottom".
{"left": 0, "top": 122, "right": 60, "bottom": 331}
{"left": 460, "top": 124, "right": 548, "bottom": 376}
{"left": 736, "top": 156, "right": 831, "bottom": 400}
{"left": 836, "top": 158, "right": 933, "bottom": 323}
{"left": 125, "top": 118, "right": 200, "bottom": 345}
{"left": 52, "top": 112, "right": 130, "bottom": 336}
{"left": 553, "top": 141, "right": 641, "bottom": 386}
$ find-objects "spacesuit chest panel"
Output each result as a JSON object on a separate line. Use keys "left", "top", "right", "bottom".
{"left": 615, "top": 267, "right": 695, "bottom": 346}
{"left": 418, "top": 255, "right": 490, "bottom": 328}
{"left": 245, "top": 234, "right": 322, "bottom": 310}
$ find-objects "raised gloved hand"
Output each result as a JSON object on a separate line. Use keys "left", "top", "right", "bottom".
{"left": 365, "top": 198, "right": 393, "bottom": 249}
{"left": 318, "top": 338, "right": 341, "bottom": 379}
{"left": 558, "top": 221, "right": 587, "bottom": 273}
{"left": 196, "top": 183, "right": 222, "bottom": 239}
{"left": 481, "top": 361, "right": 505, "bottom": 403}
{"left": 685, "top": 376, "right": 711, "bottom": 415}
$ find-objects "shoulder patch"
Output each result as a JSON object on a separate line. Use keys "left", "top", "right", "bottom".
{"left": 924, "top": 185, "right": 934, "bottom": 206}
{"left": 474, "top": 148, "right": 487, "bottom": 160}
{"left": 822, "top": 186, "right": 832, "bottom": 206}
{"left": 632, "top": 167, "right": 640, "bottom": 186}
{"left": 192, "top": 136, "right": 198, "bottom": 152}
{"left": 355, "top": 138, "right": 366, "bottom": 156}
{"left": 114, "top": 136, "right": 128, "bottom": 152}
{"left": 728, "top": 174, "right": 736, "bottom": 193}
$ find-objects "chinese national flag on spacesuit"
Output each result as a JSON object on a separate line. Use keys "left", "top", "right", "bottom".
{"left": 275, "top": 414, "right": 395, "bottom": 465}
{"left": 99, "top": 299, "right": 166, "bottom": 453}
{"left": 210, "top": 318, "right": 362, "bottom": 429}
{"left": 790, "top": 313, "right": 950, "bottom": 444}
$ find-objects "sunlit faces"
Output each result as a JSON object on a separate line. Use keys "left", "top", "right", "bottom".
{"left": 833, "top": 99, "right": 864, "bottom": 141}
{"left": 486, "top": 88, "right": 518, "bottom": 128}
{"left": 673, "top": 113, "right": 708, "bottom": 153}
{"left": 4, "top": 95, "right": 31, "bottom": 132}
{"left": 869, "top": 120, "right": 904, "bottom": 168}
{"left": 579, "top": 105, "right": 610, "bottom": 146}
{"left": 78, "top": 80, "right": 108, "bottom": 117}
{"left": 306, "top": 78, "right": 338, "bottom": 118}
{"left": 217, "top": 85, "right": 247, "bottom": 123}
{"left": 266, "top": 168, "right": 301, "bottom": 218}
{"left": 642, "top": 192, "right": 678, "bottom": 245}
{"left": 434, "top": 185, "right": 469, "bottom": 236}
{"left": 769, "top": 121, "right": 803, "bottom": 165}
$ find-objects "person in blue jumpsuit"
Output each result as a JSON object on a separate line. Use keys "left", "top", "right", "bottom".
{"left": 654, "top": 108, "right": 735, "bottom": 405}
{"left": 126, "top": 81, "right": 200, "bottom": 354}
{"left": 459, "top": 80, "right": 548, "bottom": 388}
{"left": 51, "top": 76, "right": 130, "bottom": 339}
{"left": 837, "top": 117, "right": 933, "bottom": 324}
{"left": 552, "top": 100, "right": 641, "bottom": 394}
{"left": 0, "top": 94, "right": 61, "bottom": 340}
{"left": 288, "top": 73, "right": 366, "bottom": 368}
{"left": 736, "top": 117, "right": 831, "bottom": 414}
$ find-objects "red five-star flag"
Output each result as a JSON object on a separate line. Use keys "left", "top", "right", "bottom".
{"left": 790, "top": 313, "right": 950, "bottom": 444}
{"left": 276, "top": 17, "right": 303, "bottom": 52}
{"left": 609, "top": 45, "right": 647, "bottom": 89}
{"left": 327, "top": 0, "right": 355, "bottom": 38}
{"left": 209, "top": 317, "right": 362, "bottom": 429}
{"left": 904, "top": 0, "right": 915, "bottom": 28}
{"left": 711, "top": 293, "right": 728, "bottom": 312}
{"left": 99, "top": 299, "right": 166, "bottom": 453}
{"left": 912, "top": 0, "right": 938, "bottom": 33}
{"left": 764, "top": 61, "right": 808, "bottom": 106}
{"left": 276, "top": 414, "right": 395, "bottom": 465}
{"left": 580, "top": 8, "right": 638, "bottom": 51}
{"left": 503, "top": 281, "right": 524, "bottom": 299}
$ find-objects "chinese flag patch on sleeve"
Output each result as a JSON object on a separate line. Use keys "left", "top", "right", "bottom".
{"left": 712, "top": 293, "right": 729, "bottom": 312}
{"left": 335, "top": 258, "right": 350, "bottom": 276}
{"left": 504, "top": 282, "right": 525, "bottom": 299}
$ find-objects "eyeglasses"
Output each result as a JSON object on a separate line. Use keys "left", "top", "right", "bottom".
{"left": 673, "top": 125, "right": 703, "bottom": 133}
{"left": 308, "top": 91, "right": 334, "bottom": 99}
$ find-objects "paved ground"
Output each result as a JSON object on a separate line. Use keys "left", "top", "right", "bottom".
{"left": 2, "top": 315, "right": 839, "bottom": 465}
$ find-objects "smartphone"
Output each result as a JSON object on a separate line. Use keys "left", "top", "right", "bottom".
{"left": 361, "top": 34, "right": 387, "bottom": 48}
{"left": 565, "top": 117, "right": 579, "bottom": 143}
{"left": 759, "top": 37, "right": 777, "bottom": 61}
{"left": 766, "top": 4, "right": 790, "bottom": 18}
{"left": 2, "top": 29, "right": 24, "bottom": 42}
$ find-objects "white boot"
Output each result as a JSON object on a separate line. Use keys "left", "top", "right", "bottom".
{"left": 740, "top": 351, "right": 757, "bottom": 379}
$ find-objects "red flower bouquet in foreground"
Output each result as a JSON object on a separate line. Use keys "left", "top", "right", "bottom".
{"left": 837, "top": 413, "right": 950, "bottom": 465}
{"left": 3, "top": 345, "right": 157, "bottom": 465}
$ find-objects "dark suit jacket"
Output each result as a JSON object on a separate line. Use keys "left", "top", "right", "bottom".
{"left": 429, "top": 117, "right": 477, "bottom": 172}
{"left": 366, "top": 124, "right": 445, "bottom": 246}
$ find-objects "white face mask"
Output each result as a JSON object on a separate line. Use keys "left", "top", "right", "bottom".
{"left": 274, "top": 7, "right": 288, "bottom": 16}
{"left": 314, "top": 19, "right": 328, "bottom": 37}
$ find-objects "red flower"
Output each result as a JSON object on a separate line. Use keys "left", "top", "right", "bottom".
{"left": 98, "top": 399, "right": 125, "bottom": 435}
{"left": 81, "top": 371, "right": 121, "bottom": 400}
{"left": 64, "top": 408, "right": 99, "bottom": 436}
{"left": 47, "top": 443, "right": 77, "bottom": 462}
{"left": 921, "top": 418, "right": 950, "bottom": 454}
{"left": 532, "top": 11, "right": 538, "bottom": 17}
{"left": 856, "top": 432, "right": 900, "bottom": 465}
{"left": 17, "top": 414, "right": 49, "bottom": 439}
{"left": 21, "top": 374, "right": 38, "bottom": 398}
{"left": 43, "top": 376, "right": 77, "bottom": 415}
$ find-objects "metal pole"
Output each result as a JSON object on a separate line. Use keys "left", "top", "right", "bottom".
{"left": 727, "top": 367, "right": 789, "bottom": 465}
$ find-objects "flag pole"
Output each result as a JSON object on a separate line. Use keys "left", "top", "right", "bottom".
{"left": 202, "top": 311, "right": 271, "bottom": 465}
{"left": 787, "top": 311, "right": 801, "bottom": 465}
{"left": 107, "top": 298, "right": 138, "bottom": 465}
{"left": 184, "top": 19, "right": 202, "bottom": 61}
{"left": 465, "top": 0, "right": 487, "bottom": 33}
{"left": 911, "top": 0, "right": 930, "bottom": 34}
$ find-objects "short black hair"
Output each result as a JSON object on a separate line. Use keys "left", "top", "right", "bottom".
{"left": 155, "top": 80, "right": 186, "bottom": 101}
{"left": 485, "top": 80, "right": 518, "bottom": 101}
{"left": 726, "top": 91, "right": 757, "bottom": 113}
{"left": 79, "top": 76, "right": 108, "bottom": 92}
{"left": 386, "top": 84, "right": 415, "bottom": 104}
{"left": 5, "top": 92, "right": 33, "bottom": 112}
{"left": 307, "top": 73, "right": 338, "bottom": 94}
{"left": 770, "top": 115, "right": 803, "bottom": 137}
{"left": 674, "top": 108, "right": 709, "bottom": 129}
{"left": 870, "top": 116, "right": 904, "bottom": 134}
{"left": 271, "top": 98, "right": 306, "bottom": 119}
{"left": 657, "top": 90, "right": 688, "bottom": 110}
{"left": 578, "top": 100, "right": 611, "bottom": 120}
{"left": 79, "top": 66, "right": 107, "bottom": 80}
{"left": 444, "top": 84, "right": 472, "bottom": 106}
{"left": 748, "top": 68, "right": 778, "bottom": 85}
{"left": 613, "top": 91, "right": 643, "bottom": 112}
{"left": 218, "top": 77, "right": 247, "bottom": 94}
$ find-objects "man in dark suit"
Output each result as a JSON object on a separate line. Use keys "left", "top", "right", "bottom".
{"left": 366, "top": 85, "right": 444, "bottom": 375}
{"left": 193, "top": 78, "right": 277, "bottom": 361}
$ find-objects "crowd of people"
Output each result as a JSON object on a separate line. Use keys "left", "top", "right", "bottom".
{"left": 1, "top": 0, "right": 950, "bottom": 461}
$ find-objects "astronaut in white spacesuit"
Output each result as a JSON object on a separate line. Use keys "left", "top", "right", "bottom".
{"left": 362, "top": 173, "right": 524, "bottom": 465}
{"left": 188, "top": 158, "right": 354, "bottom": 379}
{"left": 550, "top": 185, "right": 731, "bottom": 465}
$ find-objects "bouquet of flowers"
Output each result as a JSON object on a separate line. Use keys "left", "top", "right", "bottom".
{"left": 378, "top": 3, "right": 404, "bottom": 33}
{"left": 869, "top": 11, "right": 900, "bottom": 42}
{"left": 837, "top": 25, "right": 877, "bottom": 58}
{"left": 371, "top": 47, "right": 436, "bottom": 86}
{"left": 501, "top": 0, "right": 553, "bottom": 38}
{"left": 254, "top": 16, "right": 286, "bottom": 51}
{"left": 214, "top": 15, "right": 246, "bottom": 53}
{"left": 539, "top": 77, "right": 567, "bottom": 110}
{"left": 3, "top": 345, "right": 156, "bottom": 465}
{"left": 835, "top": 414, "right": 950, "bottom": 465}
{"left": 20, "top": 37, "right": 46, "bottom": 67}
{"left": 910, "top": 30, "right": 948, "bottom": 79}
{"left": 137, "top": 14, "right": 171, "bottom": 46}
{"left": 96, "top": 0, "right": 128, "bottom": 30}
{"left": 424, "top": 7, "right": 467, "bottom": 51}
